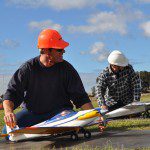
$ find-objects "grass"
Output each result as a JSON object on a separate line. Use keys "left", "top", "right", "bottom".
{"left": 141, "top": 93, "right": 150, "bottom": 102}
{"left": 106, "top": 119, "right": 150, "bottom": 130}
{"left": 62, "top": 144, "right": 150, "bottom": 150}
{"left": 89, "top": 92, "right": 150, "bottom": 106}
{"left": 87, "top": 119, "right": 150, "bottom": 133}
{"left": 0, "top": 110, "right": 4, "bottom": 134}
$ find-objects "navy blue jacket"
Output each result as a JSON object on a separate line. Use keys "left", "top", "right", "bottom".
{"left": 3, "top": 56, "right": 90, "bottom": 114}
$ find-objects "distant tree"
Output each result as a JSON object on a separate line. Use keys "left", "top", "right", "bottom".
{"left": 91, "top": 86, "right": 96, "bottom": 97}
{"left": 139, "top": 71, "right": 150, "bottom": 83}
{"left": 138, "top": 71, "right": 150, "bottom": 93}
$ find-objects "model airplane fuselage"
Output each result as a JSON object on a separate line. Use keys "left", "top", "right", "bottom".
{"left": 6, "top": 108, "right": 107, "bottom": 142}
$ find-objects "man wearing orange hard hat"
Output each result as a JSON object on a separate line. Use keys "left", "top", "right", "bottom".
{"left": 95, "top": 50, "right": 141, "bottom": 111}
{"left": 2, "top": 29, "right": 94, "bottom": 133}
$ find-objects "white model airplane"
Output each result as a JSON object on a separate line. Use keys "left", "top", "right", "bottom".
{"left": 106, "top": 102, "right": 150, "bottom": 119}
{"left": 1, "top": 102, "right": 149, "bottom": 142}
{"left": 2, "top": 108, "right": 107, "bottom": 142}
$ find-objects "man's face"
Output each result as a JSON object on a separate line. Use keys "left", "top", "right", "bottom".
{"left": 110, "top": 64, "right": 124, "bottom": 72}
{"left": 42, "top": 48, "right": 65, "bottom": 64}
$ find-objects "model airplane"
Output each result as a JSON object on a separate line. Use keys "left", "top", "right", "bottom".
{"left": 1, "top": 102, "right": 149, "bottom": 142}
{"left": 106, "top": 102, "right": 150, "bottom": 119}
{"left": 2, "top": 108, "right": 107, "bottom": 142}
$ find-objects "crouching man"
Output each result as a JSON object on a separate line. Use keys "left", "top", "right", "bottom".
{"left": 96, "top": 50, "right": 141, "bottom": 111}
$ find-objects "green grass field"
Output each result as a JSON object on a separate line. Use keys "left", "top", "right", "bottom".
{"left": 141, "top": 93, "right": 150, "bottom": 102}
{"left": 0, "top": 93, "right": 150, "bottom": 140}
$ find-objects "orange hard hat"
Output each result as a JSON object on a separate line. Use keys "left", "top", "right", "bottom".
{"left": 37, "top": 29, "right": 69, "bottom": 49}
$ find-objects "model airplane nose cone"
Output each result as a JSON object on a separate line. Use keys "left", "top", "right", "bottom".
{"left": 77, "top": 110, "right": 101, "bottom": 120}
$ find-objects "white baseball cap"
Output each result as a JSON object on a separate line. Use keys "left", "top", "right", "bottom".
{"left": 108, "top": 50, "right": 128, "bottom": 67}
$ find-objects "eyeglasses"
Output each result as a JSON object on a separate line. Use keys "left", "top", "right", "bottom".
{"left": 48, "top": 48, "right": 65, "bottom": 53}
{"left": 56, "top": 49, "right": 65, "bottom": 53}
{"left": 111, "top": 65, "right": 124, "bottom": 70}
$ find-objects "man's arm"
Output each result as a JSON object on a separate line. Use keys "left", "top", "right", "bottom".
{"left": 2, "top": 66, "right": 29, "bottom": 129}
{"left": 130, "top": 66, "right": 141, "bottom": 102}
{"left": 3, "top": 100, "right": 17, "bottom": 129}
{"left": 95, "top": 73, "right": 107, "bottom": 109}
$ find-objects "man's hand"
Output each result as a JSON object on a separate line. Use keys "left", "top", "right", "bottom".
{"left": 97, "top": 115, "right": 106, "bottom": 132}
{"left": 3, "top": 100, "right": 17, "bottom": 129}
{"left": 4, "top": 112, "right": 17, "bottom": 129}
{"left": 100, "top": 105, "right": 108, "bottom": 110}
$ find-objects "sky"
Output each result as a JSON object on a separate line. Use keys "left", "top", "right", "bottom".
{"left": 0, "top": 0, "right": 150, "bottom": 94}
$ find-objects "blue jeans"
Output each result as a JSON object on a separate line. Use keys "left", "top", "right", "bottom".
{"left": 2, "top": 108, "right": 70, "bottom": 134}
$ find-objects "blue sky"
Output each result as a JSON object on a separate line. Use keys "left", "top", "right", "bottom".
{"left": 0, "top": 0, "right": 150, "bottom": 93}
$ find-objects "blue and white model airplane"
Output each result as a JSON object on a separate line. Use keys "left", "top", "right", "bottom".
{"left": 2, "top": 102, "right": 149, "bottom": 142}
{"left": 4, "top": 108, "right": 107, "bottom": 142}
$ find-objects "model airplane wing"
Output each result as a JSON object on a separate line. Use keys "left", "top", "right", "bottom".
{"left": 106, "top": 102, "right": 150, "bottom": 118}
{"left": 9, "top": 126, "right": 80, "bottom": 135}
{"left": 123, "top": 102, "right": 150, "bottom": 109}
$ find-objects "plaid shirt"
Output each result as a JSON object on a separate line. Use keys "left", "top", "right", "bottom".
{"left": 96, "top": 65, "right": 141, "bottom": 107}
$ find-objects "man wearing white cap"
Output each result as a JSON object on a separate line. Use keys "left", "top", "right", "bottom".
{"left": 96, "top": 50, "right": 141, "bottom": 111}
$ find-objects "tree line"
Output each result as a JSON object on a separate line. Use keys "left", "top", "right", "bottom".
{"left": 138, "top": 71, "right": 150, "bottom": 93}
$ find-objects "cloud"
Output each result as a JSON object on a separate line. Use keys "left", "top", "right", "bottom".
{"left": 97, "top": 52, "right": 109, "bottom": 62}
{"left": 68, "top": 11, "right": 127, "bottom": 35}
{"left": 6, "top": 0, "right": 116, "bottom": 10}
{"left": 28, "top": 20, "right": 62, "bottom": 31}
{"left": 0, "top": 39, "right": 20, "bottom": 49}
{"left": 90, "top": 42, "right": 105, "bottom": 54}
{"left": 67, "top": 4, "right": 144, "bottom": 35}
{"left": 6, "top": 0, "right": 45, "bottom": 8}
{"left": 137, "top": 0, "right": 150, "bottom": 3}
{"left": 90, "top": 42, "right": 109, "bottom": 62}
{"left": 140, "top": 21, "right": 150, "bottom": 37}
{"left": 81, "top": 42, "right": 109, "bottom": 62}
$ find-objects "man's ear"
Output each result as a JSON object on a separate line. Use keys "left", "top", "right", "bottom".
{"left": 39, "top": 49, "right": 45, "bottom": 54}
